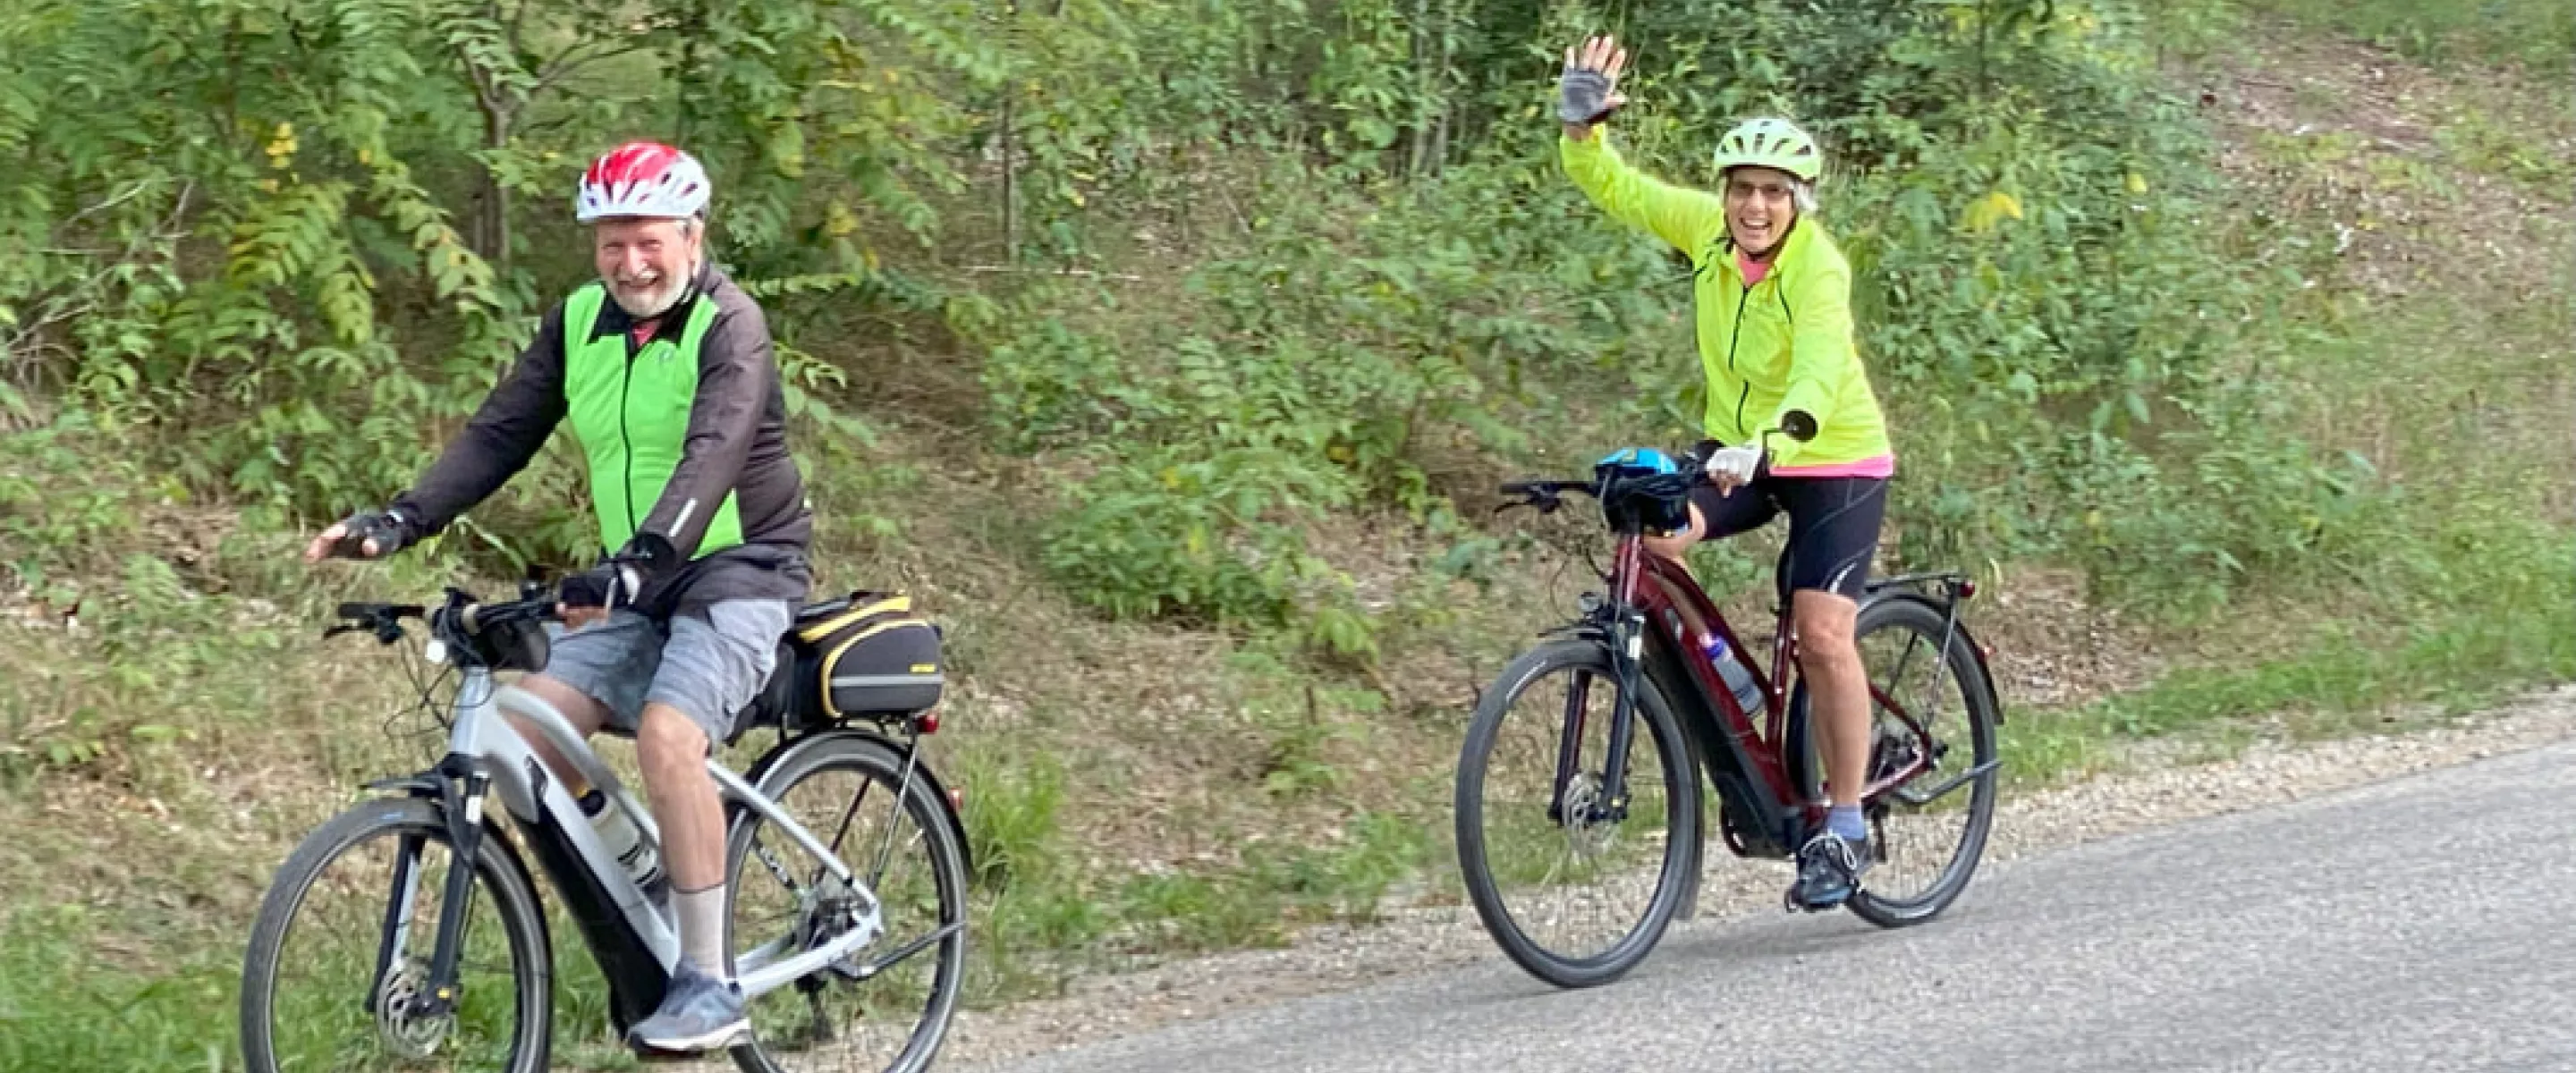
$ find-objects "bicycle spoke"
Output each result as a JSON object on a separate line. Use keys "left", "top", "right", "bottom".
{"left": 1841, "top": 598, "right": 1999, "bottom": 925}
{"left": 727, "top": 739, "right": 966, "bottom": 1073}
{"left": 247, "top": 803, "right": 540, "bottom": 1073}
{"left": 819, "top": 776, "right": 874, "bottom": 883}
{"left": 1458, "top": 644, "right": 1694, "bottom": 987}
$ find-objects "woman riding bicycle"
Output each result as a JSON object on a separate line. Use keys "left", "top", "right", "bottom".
{"left": 1557, "top": 35, "right": 1895, "bottom": 910}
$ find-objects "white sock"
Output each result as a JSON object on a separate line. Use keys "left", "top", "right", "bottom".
{"left": 675, "top": 884, "right": 729, "bottom": 978}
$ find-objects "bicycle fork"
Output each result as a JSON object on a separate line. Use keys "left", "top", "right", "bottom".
{"left": 364, "top": 754, "right": 489, "bottom": 1023}
{"left": 1552, "top": 608, "right": 1648, "bottom": 828}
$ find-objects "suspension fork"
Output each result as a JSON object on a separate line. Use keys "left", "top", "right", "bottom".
{"left": 1557, "top": 536, "right": 1650, "bottom": 826}
{"left": 403, "top": 754, "right": 490, "bottom": 1019}
{"left": 363, "top": 832, "right": 428, "bottom": 1015}
{"left": 1547, "top": 665, "right": 1591, "bottom": 826}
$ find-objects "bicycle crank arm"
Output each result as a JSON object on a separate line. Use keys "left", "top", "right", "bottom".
{"left": 1890, "top": 757, "right": 2002, "bottom": 808}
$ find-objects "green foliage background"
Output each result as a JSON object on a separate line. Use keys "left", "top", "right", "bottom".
{"left": 11, "top": 0, "right": 2537, "bottom": 634}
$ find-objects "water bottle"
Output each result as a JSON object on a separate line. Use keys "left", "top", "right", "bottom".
{"left": 1700, "top": 633, "right": 1766, "bottom": 716}
{"left": 580, "top": 789, "right": 667, "bottom": 903}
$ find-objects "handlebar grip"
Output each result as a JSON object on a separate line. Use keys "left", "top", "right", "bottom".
{"left": 334, "top": 602, "right": 425, "bottom": 622}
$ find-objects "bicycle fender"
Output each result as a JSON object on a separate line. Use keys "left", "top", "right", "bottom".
{"left": 475, "top": 815, "right": 551, "bottom": 957}
{"left": 1950, "top": 618, "right": 2004, "bottom": 726}
{"left": 361, "top": 771, "right": 445, "bottom": 798}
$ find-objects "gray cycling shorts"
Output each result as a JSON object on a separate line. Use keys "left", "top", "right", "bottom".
{"left": 535, "top": 600, "right": 792, "bottom": 748}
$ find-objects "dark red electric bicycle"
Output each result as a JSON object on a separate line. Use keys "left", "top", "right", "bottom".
{"left": 1453, "top": 428, "right": 2004, "bottom": 989}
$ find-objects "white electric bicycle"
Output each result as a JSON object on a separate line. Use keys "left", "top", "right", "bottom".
{"left": 238, "top": 574, "right": 970, "bottom": 1072}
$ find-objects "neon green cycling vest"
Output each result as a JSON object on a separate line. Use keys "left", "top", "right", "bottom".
{"left": 562, "top": 283, "right": 746, "bottom": 558}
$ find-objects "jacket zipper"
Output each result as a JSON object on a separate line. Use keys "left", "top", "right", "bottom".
{"left": 1723, "top": 281, "right": 1752, "bottom": 439}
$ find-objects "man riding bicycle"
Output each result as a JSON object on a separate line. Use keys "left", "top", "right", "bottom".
{"left": 303, "top": 139, "right": 812, "bottom": 1052}
{"left": 1557, "top": 36, "right": 1896, "bottom": 910}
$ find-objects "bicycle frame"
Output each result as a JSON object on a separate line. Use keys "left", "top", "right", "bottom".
{"left": 1558, "top": 526, "right": 1945, "bottom": 861}
{"left": 366, "top": 663, "right": 891, "bottom": 1035}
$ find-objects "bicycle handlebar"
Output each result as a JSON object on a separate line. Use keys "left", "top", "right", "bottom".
{"left": 324, "top": 547, "right": 657, "bottom": 643}
{"left": 327, "top": 588, "right": 558, "bottom": 644}
{"left": 1497, "top": 444, "right": 1716, "bottom": 517}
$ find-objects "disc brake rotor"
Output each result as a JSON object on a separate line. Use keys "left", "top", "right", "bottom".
{"left": 1559, "top": 773, "right": 1619, "bottom": 858}
{"left": 374, "top": 960, "right": 453, "bottom": 1060}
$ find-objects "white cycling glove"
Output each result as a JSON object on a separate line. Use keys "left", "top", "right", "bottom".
{"left": 1704, "top": 444, "right": 1765, "bottom": 485}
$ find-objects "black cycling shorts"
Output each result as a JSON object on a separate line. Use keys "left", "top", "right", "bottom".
{"left": 1688, "top": 476, "right": 1889, "bottom": 602}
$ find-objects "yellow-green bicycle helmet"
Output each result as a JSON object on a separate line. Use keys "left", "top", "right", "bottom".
{"left": 1710, "top": 117, "right": 1823, "bottom": 182}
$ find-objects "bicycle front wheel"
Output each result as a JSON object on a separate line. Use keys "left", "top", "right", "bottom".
{"left": 1454, "top": 638, "right": 1702, "bottom": 989}
{"left": 240, "top": 795, "right": 552, "bottom": 1073}
{"left": 724, "top": 732, "right": 970, "bottom": 1073}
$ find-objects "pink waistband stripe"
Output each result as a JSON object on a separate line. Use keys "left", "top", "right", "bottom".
{"left": 1768, "top": 452, "right": 1895, "bottom": 479}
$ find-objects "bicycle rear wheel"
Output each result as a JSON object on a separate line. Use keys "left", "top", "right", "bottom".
{"left": 724, "top": 732, "right": 969, "bottom": 1073}
{"left": 240, "top": 796, "right": 552, "bottom": 1073}
{"left": 1788, "top": 595, "right": 2001, "bottom": 927}
{"left": 1454, "top": 638, "right": 1702, "bottom": 989}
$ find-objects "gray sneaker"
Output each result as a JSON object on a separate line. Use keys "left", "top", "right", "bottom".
{"left": 628, "top": 962, "right": 750, "bottom": 1053}
{"left": 1785, "top": 831, "right": 1870, "bottom": 911}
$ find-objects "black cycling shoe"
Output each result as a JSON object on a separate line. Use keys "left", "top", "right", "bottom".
{"left": 1784, "top": 831, "right": 1869, "bottom": 912}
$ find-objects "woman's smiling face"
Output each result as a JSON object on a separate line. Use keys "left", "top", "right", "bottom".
{"left": 1724, "top": 165, "right": 1800, "bottom": 257}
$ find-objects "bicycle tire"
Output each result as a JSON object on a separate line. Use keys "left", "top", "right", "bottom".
{"left": 240, "top": 796, "right": 553, "bottom": 1073}
{"left": 724, "top": 733, "right": 970, "bottom": 1073}
{"left": 1454, "top": 638, "right": 1703, "bottom": 989}
{"left": 1786, "top": 595, "right": 2001, "bottom": 927}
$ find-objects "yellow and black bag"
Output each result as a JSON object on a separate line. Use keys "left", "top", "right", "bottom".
{"left": 784, "top": 591, "right": 945, "bottom": 728}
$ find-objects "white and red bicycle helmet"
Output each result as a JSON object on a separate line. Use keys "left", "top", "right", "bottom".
{"left": 575, "top": 140, "right": 711, "bottom": 224}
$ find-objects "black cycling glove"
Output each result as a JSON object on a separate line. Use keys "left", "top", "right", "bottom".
{"left": 559, "top": 560, "right": 646, "bottom": 613}
{"left": 333, "top": 507, "right": 419, "bottom": 559}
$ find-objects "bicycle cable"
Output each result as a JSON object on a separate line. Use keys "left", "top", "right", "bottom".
{"left": 377, "top": 629, "right": 460, "bottom": 745}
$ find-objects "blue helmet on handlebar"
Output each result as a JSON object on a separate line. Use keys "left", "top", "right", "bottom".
{"left": 1592, "top": 447, "right": 1694, "bottom": 536}
{"left": 1593, "top": 446, "right": 1682, "bottom": 478}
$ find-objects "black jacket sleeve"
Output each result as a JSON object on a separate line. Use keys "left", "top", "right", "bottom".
{"left": 628, "top": 297, "right": 773, "bottom": 570}
{"left": 388, "top": 307, "right": 569, "bottom": 536}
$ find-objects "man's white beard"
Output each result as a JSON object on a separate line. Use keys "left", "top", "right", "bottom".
{"left": 609, "top": 259, "right": 693, "bottom": 318}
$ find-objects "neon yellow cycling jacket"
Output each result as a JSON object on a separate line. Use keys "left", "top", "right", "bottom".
{"left": 1561, "top": 131, "right": 1894, "bottom": 472}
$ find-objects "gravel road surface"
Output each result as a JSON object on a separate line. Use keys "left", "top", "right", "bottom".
{"left": 937, "top": 686, "right": 2576, "bottom": 1073}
